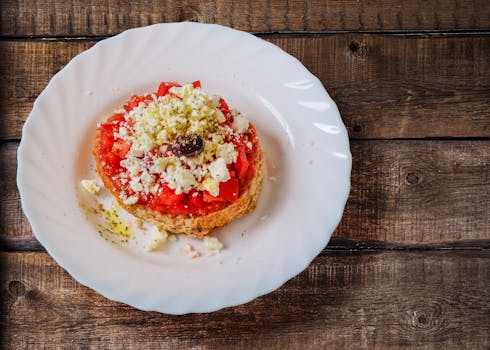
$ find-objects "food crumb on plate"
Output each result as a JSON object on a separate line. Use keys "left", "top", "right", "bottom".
{"left": 133, "top": 219, "right": 144, "bottom": 230}
{"left": 260, "top": 215, "right": 269, "bottom": 221}
{"left": 203, "top": 236, "right": 223, "bottom": 256}
{"left": 184, "top": 244, "right": 201, "bottom": 259}
{"left": 144, "top": 225, "right": 168, "bottom": 252}
{"left": 268, "top": 176, "right": 277, "bottom": 182}
{"left": 81, "top": 179, "right": 100, "bottom": 195}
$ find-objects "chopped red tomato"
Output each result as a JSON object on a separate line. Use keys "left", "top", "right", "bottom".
{"left": 103, "top": 152, "right": 121, "bottom": 169}
{"left": 157, "top": 82, "right": 181, "bottom": 97}
{"left": 202, "top": 178, "right": 239, "bottom": 203}
{"left": 99, "top": 125, "right": 115, "bottom": 153}
{"left": 218, "top": 98, "right": 232, "bottom": 124}
{"left": 192, "top": 80, "right": 201, "bottom": 88}
{"left": 203, "top": 191, "right": 225, "bottom": 203}
{"left": 235, "top": 146, "right": 249, "bottom": 179}
{"left": 143, "top": 94, "right": 154, "bottom": 104}
{"left": 219, "top": 177, "right": 239, "bottom": 202}
{"left": 107, "top": 113, "right": 126, "bottom": 124}
{"left": 153, "top": 185, "right": 184, "bottom": 206}
{"left": 124, "top": 95, "right": 144, "bottom": 112}
{"left": 189, "top": 191, "right": 205, "bottom": 208}
{"left": 218, "top": 97, "right": 229, "bottom": 113}
{"left": 112, "top": 139, "right": 130, "bottom": 158}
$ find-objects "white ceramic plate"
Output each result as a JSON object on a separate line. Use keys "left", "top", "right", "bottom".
{"left": 17, "top": 22, "right": 351, "bottom": 314}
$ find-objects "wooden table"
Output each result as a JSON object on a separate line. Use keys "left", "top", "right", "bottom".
{"left": 1, "top": 1, "right": 489, "bottom": 349}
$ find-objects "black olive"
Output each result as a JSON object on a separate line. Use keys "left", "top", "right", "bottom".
{"left": 171, "top": 134, "right": 205, "bottom": 157}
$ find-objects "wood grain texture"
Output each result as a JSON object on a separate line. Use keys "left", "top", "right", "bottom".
{"left": 2, "top": 140, "right": 489, "bottom": 251}
{"left": 1, "top": 0, "right": 490, "bottom": 37}
{"left": 1, "top": 251, "right": 489, "bottom": 349}
{"left": 1, "top": 34, "right": 490, "bottom": 140}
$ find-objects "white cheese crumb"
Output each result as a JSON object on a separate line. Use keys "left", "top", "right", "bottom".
{"left": 202, "top": 177, "right": 219, "bottom": 196}
{"left": 208, "top": 158, "right": 230, "bottom": 182}
{"left": 144, "top": 226, "right": 168, "bottom": 251}
{"left": 183, "top": 244, "right": 201, "bottom": 259}
{"left": 216, "top": 109, "right": 226, "bottom": 123}
{"left": 268, "top": 176, "right": 277, "bottom": 182}
{"left": 123, "top": 195, "right": 139, "bottom": 205}
{"left": 203, "top": 236, "right": 224, "bottom": 256}
{"left": 246, "top": 141, "right": 253, "bottom": 149}
{"left": 81, "top": 179, "right": 100, "bottom": 195}
{"left": 232, "top": 114, "right": 250, "bottom": 133}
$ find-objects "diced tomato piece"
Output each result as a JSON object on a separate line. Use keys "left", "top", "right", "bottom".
{"left": 99, "top": 125, "right": 115, "bottom": 153}
{"left": 219, "top": 178, "right": 239, "bottom": 202}
{"left": 203, "top": 191, "right": 226, "bottom": 203}
{"left": 137, "top": 193, "right": 152, "bottom": 205}
{"left": 189, "top": 191, "right": 205, "bottom": 208}
{"left": 235, "top": 147, "right": 249, "bottom": 179}
{"left": 192, "top": 80, "right": 201, "bottom": 88}
{"left": 124, "top": 95, "right": 144, "bottom": 112}
{"left": 143, "top": 94, "right": 154, "bottom": 104}
{"left": 103, "top": 152, "right": 121, "bottom": 168}
{"left": 218, "top": 98, "right": 229, "bottom": 113}
{"left": 154, "top": 185, "right": 184, "bottom": 206}
{"left": 218, "top": 98, "right": 232, "bottom": 124}
{"left": 156, "top": 82, "right": 181, "bottom": 97}
{"left": 107, "top": 113, "right": 126, "bottom": 124}
{"left": 112, "top": 139, "right": 131, "bottom": 158}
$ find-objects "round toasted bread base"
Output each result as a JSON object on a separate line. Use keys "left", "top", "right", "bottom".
{"left": 94, "top": 133, "right": 263, "bottom": 238}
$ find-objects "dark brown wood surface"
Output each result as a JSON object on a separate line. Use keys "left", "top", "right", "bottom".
{"left": 2, "top": 34, "right": 490, "bottom": 140}
{"left": 2, "top": 0, "right": 490, "bottom": 36}
{"left": 1, "top": 1, "right": 489, "bottom": 349}
{"left": 2, "top": 251, "right": 490, "bottom": 349}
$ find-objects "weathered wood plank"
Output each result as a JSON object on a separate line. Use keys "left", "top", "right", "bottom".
{"left": 1, "top": 34, "right": 489, "bottom": 140}
{"left": 1, "top": 251, "right": 489, "bottom": 349}
{"left": 2, "top": 140, "right": 489, "bottom": 251}
{"left": 1, "top": 0, "right": 489, "bottom": 36}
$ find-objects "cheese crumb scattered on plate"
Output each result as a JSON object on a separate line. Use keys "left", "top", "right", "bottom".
{"left": 144, "top": 225, "right": 168, "bottom": 251}
{"left": 81, "top": 179, "right": 100, "bottom": 195}
{"left": 203, "top": 236, "right": 224, "bottom": 256}
{"left": 184, "top": 244, "right": 201, "bottom": 259}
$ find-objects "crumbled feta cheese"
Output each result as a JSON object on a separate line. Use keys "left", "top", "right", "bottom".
{"left": 216, "top": 109, "right": 226, "bottom": 123}
{"left": 123, "top": 195, "right": 139, "bottom": 205}
{"left": 246, "top": 141, "right": 253, "bottom": 149}
{"left": 203, "top": 236, "right": 223, "bottom": 256}
{"left": 202, "top": 177, "right": 219, "bottom": 196}
{"left": 81, "top": 179, "right": 100, "bottom": 195}
{"left": 144, "top": 226, "right": 168, "bottom": 251}
{"left": 232, "top": 114, "right": 250, "bottom": 133}
{"left": 208, "top": 158, "right": 230, "bottom": 182}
